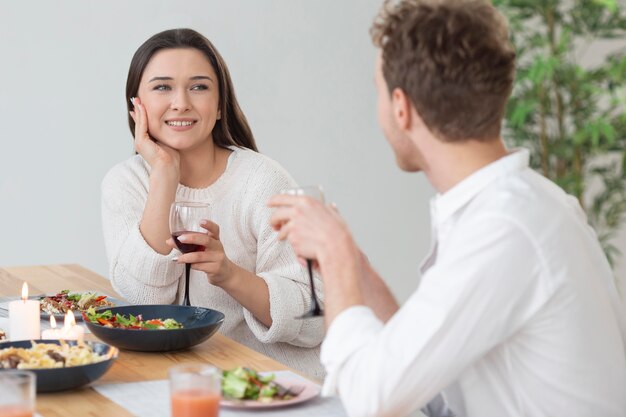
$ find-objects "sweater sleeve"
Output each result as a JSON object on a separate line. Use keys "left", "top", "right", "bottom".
{"left": 101, "top": 159, "right": 183, "bottom": 304}
{"left": 239, "top": 156, "right": 325, "bottom": 347}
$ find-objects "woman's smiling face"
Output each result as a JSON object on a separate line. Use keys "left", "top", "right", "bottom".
{"left": 137, "top": 47, "right": 221, "bottom": 151}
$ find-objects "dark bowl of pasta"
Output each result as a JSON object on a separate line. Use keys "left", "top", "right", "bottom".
{"left": 0, "top": 339, "right": 117, "bottom": 392}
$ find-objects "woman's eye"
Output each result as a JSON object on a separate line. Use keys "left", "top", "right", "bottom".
{"left": 153, "top": 84, "right": 171, "bottom": 91}
{"left": 191, "top": 84, "right": 208, "bottom": 91}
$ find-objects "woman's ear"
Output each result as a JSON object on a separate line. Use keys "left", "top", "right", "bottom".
{"left": 391, "top": 88, "right": 411, "bottom": 132}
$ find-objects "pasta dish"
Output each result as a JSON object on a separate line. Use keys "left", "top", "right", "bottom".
{"left": 0, "top": 340, "right": 109, "bottom": 369}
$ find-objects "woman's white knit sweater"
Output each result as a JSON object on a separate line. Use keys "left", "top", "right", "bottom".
{"left": 101, "top": 146, "right": 325, "bottom": 378}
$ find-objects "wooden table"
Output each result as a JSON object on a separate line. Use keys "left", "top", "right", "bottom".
{"left": 0, "top": 264, "right": 297, "bottom": 417}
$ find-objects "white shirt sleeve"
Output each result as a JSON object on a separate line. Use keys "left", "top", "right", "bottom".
{"left": 320, "top": 214, "right": 553, "bottom": 417}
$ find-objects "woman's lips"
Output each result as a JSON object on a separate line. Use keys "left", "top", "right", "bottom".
{"left": 165, "top": 120, "right": 197, "bottom": 131}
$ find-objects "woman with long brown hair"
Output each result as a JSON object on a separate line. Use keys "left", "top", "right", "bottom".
{"left": 101, "top": 28, "right": 324, "bottom": 377}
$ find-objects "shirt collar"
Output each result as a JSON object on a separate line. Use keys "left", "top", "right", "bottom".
{"left": 431, "top": 148, "right": 530, "bottom": 225}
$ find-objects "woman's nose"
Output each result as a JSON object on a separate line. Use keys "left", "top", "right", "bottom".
{"left": 170, "top": 90, "right": 191, "bottom": 111}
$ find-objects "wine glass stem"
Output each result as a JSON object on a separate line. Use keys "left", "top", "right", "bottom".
{"left": 183, "top": 263, "right": 191, "bottom": 306}
{"left": 307, "top": 259, "right": 320, "bottom": 313}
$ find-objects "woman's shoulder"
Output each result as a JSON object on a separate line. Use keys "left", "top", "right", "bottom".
{"left": 102, "top": 155, "right": 149, "bottom": 192}
{"left": 229, "top": 146, "right": 296, "bottom": 188}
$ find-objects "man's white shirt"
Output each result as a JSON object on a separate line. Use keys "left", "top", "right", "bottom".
{"left": 321, "top": 149, "right": 626, "bottom": 417}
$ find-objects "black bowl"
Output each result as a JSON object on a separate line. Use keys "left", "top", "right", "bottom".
{"left": 83, "top": 305, "right": 225, "bottom": 352}
{"left": 0, "top": 339, "right": 117, "bottom": 393}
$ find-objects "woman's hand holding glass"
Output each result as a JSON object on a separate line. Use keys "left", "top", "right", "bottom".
{"left": 167, "top": 218, "right": 235, "bottom": 287}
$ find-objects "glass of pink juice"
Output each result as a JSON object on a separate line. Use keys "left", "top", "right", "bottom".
{"left": 0, "top": 371, "right": 35, "bottom": 417}
{"left": 169, "top": 364, "right": 220, "bottom": 417}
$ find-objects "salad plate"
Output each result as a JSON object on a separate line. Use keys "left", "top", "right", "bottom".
{"left": 83, "top": 305, "right": 224, "bottom": 352}
{"left": 38, "top": 290, "right": 128, "bottom": 322}
{"left": 221, "top": 369, "right": 321, "bottom": 409}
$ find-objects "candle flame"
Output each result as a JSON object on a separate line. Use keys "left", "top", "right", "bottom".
{"left": 64, "top": 311, "right": 76, "bottom": 328}
{"left": 21, "top": 282, "right": 28, "bottom": 301}
{"left": 50, "top": 315, "right": 57, "bottom": 328}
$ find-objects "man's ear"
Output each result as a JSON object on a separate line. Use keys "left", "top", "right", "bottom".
{"left": 391, "top": 88, "right": 411, "bottom": 132}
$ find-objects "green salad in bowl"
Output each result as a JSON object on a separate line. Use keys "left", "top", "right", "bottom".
{"left": 84, "top": 307, "right": 183, "bottom": 330}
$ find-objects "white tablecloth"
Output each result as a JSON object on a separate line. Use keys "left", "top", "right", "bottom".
{"left": 94, "top": 371, "right": 347, "bottom": 417}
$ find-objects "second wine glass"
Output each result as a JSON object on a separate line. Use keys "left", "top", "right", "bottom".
{"left": 281, "top": 185, "right": 325, "bottom": 318}
{"left": 169, "top": 201, "right": 211, "bottom": 307}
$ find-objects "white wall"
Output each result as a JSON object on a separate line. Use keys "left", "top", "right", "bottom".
{"left": 0, "top": 0, "right": 432, "bottom": 303}
{"left": 1, "top": 1, "right": 624, "bottom": 306}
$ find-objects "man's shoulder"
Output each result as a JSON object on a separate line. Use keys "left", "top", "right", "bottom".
{"left": 459, "top": 169, "right": 601, "bottom": 270}
{"left": 473, "top": 169, "right": 585, "bottom": 227}
{"left": 447, "top": 168, "right": 595, "bottom": 265}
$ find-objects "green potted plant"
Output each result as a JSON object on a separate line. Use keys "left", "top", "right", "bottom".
{"left": 494, "top": 0, "right": 626, "bottom": 264}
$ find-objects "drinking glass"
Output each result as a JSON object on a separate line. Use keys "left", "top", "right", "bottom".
{"left": 0, "top": 371, "right": 35, "bottom": 417}
{"left": 281, "top": 185, "right": 325, "bottom": 318}
{"left": 169, "top": 363, "right": 221, "bottom": 417}
{"left": 169, "top": 202, "right": 211, "bottom": 307}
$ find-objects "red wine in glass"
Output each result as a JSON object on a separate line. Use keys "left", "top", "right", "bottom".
{"left": 169, "top": 202, "right": 210, "bottom": 307}
{"left": 171, "top": 231, "right": 206, "bottom": 254}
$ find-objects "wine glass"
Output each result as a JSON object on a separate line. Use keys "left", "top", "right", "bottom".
{"left": 169, "top": 201, "right": 210, "bottom": 307}
{"left": 281, "top": 185, "right": 325, "bottom": 318}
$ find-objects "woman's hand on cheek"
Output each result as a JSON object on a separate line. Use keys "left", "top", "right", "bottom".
{"left": 130, "top": 96, "right": 180, "bottom": 180}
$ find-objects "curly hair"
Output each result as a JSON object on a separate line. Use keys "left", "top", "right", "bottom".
{"left": 371, "top": 0, "right": 516, "bottom": 141}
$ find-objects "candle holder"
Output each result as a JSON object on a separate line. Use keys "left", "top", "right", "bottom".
{"left": 41, "top": 311, "right": 84, "bottom": 342}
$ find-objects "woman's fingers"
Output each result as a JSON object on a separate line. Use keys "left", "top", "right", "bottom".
{"left": 178, "top": 249, "right": 223, "bottom": 265}
{"left": 200, "top": 220, "right": 220, "bottom": 240}
{"left": 133, "top": 97, "right": 147, "bottom": 136}
{"left": 174, "top": 231, "right": 212, "bottom": 247}
{"left": 131, "top": 98, "right": 181, "bottom": 174}
{"left": 172, "top": 231, "right": 222, "bottom": 263}
{"left": 131, "top": 97, "right": 153, "bottom": 151}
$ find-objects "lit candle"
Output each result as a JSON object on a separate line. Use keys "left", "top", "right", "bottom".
{"left": 60, "top": 311, "right": 84, "bottom": 342}
{"left": 41, "top": 315, "right": 63, "bottom": 340}
{"left": 8, "top": 283, "right": 41, "bottom": 341}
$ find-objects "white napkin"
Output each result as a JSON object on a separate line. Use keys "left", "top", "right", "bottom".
{"left": 94, "top": 370, "right": 347, "bottom": 417}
